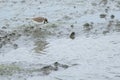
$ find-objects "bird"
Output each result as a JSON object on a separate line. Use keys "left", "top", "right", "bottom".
{"left": 32, "top": 17, "right": 48, "bottom": 24}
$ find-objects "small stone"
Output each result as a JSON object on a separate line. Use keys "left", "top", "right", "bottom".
{"left": 7, "top": 38, "right": 10, "bottom": 42}
{"left": 70, "top": 32, "right": 75, "bottom": 39}
{"left": 111, "top": 15, "right": 115, "bottom": 19}
{"left": 70, "top": 25, "right": 74, "bottom": 28}
{"left": 4, "top": 35, "right": 7, "bottom": 38}
{"left": 2, "top": 26, "right": 7, "bottom": 29}
{"left": 13, "top": 44, "right": 18, "bottom": 49}
{"left": 83, "top": 23, "right": 90, "bottom": 27}
{"left": 73, "top": 6, "right": 76, "bottom": 8}
{"left": 17, "top": 34, "right": 21, "bottom": 37}
{"left": 105, "top": 8, "right": 108, "bottom": 13}
{"left": 103, "top": 30, "right": 109, "bottom": 35}
{"left": 61, "top": 64, "right": 69, "bottom": 69}
{"left": 100, "top": 14, "right": 106, "bottom": 18}
{"left": 54, "top": 62, "right": 60, "bottom": 67}
{"left": 9, "top": 34, "right": 12, "bottom": 36}
{"left": 30, "top": 26, "right": 34, "bottom": 29}
{"left": 12, "top": 33, "right": 16, "bottom": 35}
